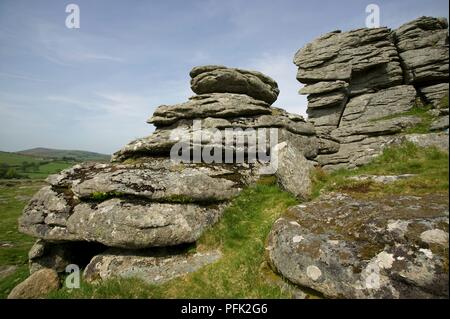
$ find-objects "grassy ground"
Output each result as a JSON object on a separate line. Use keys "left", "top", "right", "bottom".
{"left": 0, "top": 152, "right": 42, "bottom": 166}
{"left": 0, "top": 180, "right": 44, "bottom": 298}
{"left": 24, "top": 162, "right": 74, "bottom": 179}
{"left": 311, "top": 142, "right": 449, "bottom": 198}
{"left": 0, "top": 151, "right": 74, "bottom": 180}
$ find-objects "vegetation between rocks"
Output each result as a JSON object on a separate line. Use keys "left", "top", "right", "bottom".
{"left": 0, "top": 142, "right": 448, "bottom": 299}
{"left": 311, "top": 142, "right": 449, "bottom": 198}
{"left": 49, "top": 180, "right": 299, "bottom": 298}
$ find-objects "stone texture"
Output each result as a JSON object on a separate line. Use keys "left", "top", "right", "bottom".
{"left": 14, "top": 64, "right": 317, "bottom": 289}
{"left": 267, "top": 192, "right": 449, "bottom": 298}
{"left": 317, "top": 138, "right": 340, "bottom": 155}
{"left": 307, "top": 91, "right": 347, "bottom": 109}
{"left": 419, "top": 83, "right": 449, "bottom": 107}
{"left": 394, "top": 16, "right": 449, "bottom": 85}
{"left": 299, "top": 81, "right": 348, "bottom": 95}
{"left": 113, "top": 114, "right": 315, "bottom": 162}
{"left": 149, "top": 93, "right": 272, "bottom": 127}
{"left": 340, "top": 86, "right": 417, "bottom": 126}
{"left": 7, "top": 268, "right": 60, "bottom": 299}
{"left": 84, "top": 248, "right": 222, "bottom": 284}
{"left": 28, "top": 240, "right": 70, "bottom": 274}
{"left": 307, "top": 101, "right": 346, "bottom": 128}
{"left": 22, "top": 197, "right": 225, "bottom": 249}
{"left": 430, "top": 115, "right": 449, "bottom": 131}
{"left": 271, "top": 142, "right": 314, "bottom": 200}
{"left": 332, "top": 116, "right": 422, "bottom": 140}
{"left": 67, "top": 200, "right": 225, "bottom": 248}
{"left": 294, "top": 27, "right": 403, "bottom": 90}
{"left": 19, "top": 159, "right": 250, "bottom": 248}
{"left": 28, "top": 240, "right": 106, "bottom": 274}
{"left": 293, "top": 16, "right": 449, "bottom": 170}
{"left": 316, "top": 135, "right": 396, "bottom": 170}
{"left": 190, "top": 65, "right": 279, "bottom": 104}
{"left": 70, "top": 165, "right": 241, "bottom": 202}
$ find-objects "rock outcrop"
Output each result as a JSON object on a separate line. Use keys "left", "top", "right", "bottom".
{"left": 13, "top": 16, "right": 449, "bottom": 299}
{"left": 265, "top": 16, "right": 449, "bottom": 300}
{"left": 294, "top": 16, "right": 449, "bottom": 170}
{"left": 267, "top": 192, "right": 449, "bottom": 299}
{"left": 16, "top": 65, "right": 318, "bottom": 288}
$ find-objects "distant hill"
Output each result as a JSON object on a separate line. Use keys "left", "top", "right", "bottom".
{"left": 16, "top": 148, "right": 111, "bottom": 162}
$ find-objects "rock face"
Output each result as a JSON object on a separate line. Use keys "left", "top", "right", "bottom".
{"left": 7, "top": 268, "right": 60, "bottom": 299}
{"left": 294, "top": 16, "right": 449, "bottom": 170}
{"left": 16, "top": 65, "right": 317, "bottom": 290}
{"left": 84, "top": 248, "right": 222, "bottom": 284}
{"left": 190, "top": 65, "right": 279, "bottom": 104}
{"left": 267, "top": 192, "right": 449, "bottom": 298}
{"left": 394, "top": 17, "right": 449, "bottom": 85}
{"left": 271, "top": 142, "right": 314, "bottom": 199}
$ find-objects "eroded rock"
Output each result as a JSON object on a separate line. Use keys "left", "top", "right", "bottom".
{"left": 84, "top": 248, "right": 222, "bottom": 284}
{"left": 190, "top": 65, "right": 279, "bottom": 104}
{"left": 267, "top": 192, "right": 449, "bottom": 298}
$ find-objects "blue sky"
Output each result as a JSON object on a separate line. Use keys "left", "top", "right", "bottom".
{"left": 0, "top": 0, "right": 448, "bottom": 154}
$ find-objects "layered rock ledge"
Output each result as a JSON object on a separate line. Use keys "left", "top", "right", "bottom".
{"left": 294, "top": 16, "right": 449, "bottom": 170}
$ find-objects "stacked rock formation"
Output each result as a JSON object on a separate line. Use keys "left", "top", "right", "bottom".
{"left": 16, "top": 65, "right": 318, "bottom": 287}
{"left": 266, "top": 16, "right": 449, "bottom": 299}
{"left": 295, "top": 16, "right": 449, "bottom": 170}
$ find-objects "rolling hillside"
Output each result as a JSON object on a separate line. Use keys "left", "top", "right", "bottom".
{"left": 16, "top": 148, "right": 110, "bottom": 162}
{"left": 0, "top": 148, "right": 110, "bottom": 180}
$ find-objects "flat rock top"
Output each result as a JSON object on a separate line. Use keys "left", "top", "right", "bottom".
{"left": 285, "top": 192, "right": 448, "bottom": 238}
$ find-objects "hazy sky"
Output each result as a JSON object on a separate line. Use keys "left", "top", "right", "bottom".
{"left": 0, "top": 0, "right": 448, "bottom": 154}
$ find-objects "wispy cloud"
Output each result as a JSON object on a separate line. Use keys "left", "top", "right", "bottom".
{"left": 30, "top": 21, "right": 125, "bottom": 65}
{"left": 0, "top": 71, "right": 49, "bottom": 82}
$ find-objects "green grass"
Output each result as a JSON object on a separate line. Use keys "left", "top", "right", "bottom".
{"left": 369, "top": 96, "right": 450, "bottom": 134}
{"left": 0, "top": 152, "right": 42, "bottom": 166}
{"left": 49, "top": 180, "right": 299, "bottom": 299}
{"left": 311, "top": 142, "right": 449, "bottom": 198}
{"left": 0, "top": 180, "right": 44, "bottom": 298}
{"left": 23, "top": 162, "right": 74, "bottom": 179}
{"left": 0, "top": 149, "right": 108, "bottom": 180}
{"left": 0, "top": 151, "right": 75, "bottom": 180}
{"left": 370, "top": 103, "right": 435, "bottom": 134}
